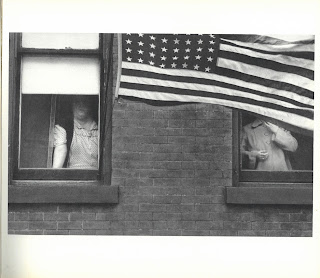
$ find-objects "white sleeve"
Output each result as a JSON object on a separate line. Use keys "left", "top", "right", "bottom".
{"left": 54, "top": 125, "right": 67, "bottom": 147}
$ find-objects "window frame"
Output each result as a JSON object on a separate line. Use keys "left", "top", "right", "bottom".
{"left": 227, "top": 110, "right": 313, "bottom": 205}
{"left": 8, "top": 33, "right": 118, "bottom": 204}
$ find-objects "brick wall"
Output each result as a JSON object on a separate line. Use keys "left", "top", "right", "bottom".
{"left": 8, "top": 35, "right": 312, "bottom": 236}
{"left": 8, "top": 98, "right": 312, "bottom": 236}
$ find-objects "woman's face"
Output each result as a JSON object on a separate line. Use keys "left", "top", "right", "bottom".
{"left": 72, "top": 96, "right": 92, "bottom": 120}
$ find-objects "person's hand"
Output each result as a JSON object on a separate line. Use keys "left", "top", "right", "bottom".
{"left": 264, "top": 122, "right": 279, "bottom": 134}
{"left": 251, "top": 150, "right": 269, "bottom": 161}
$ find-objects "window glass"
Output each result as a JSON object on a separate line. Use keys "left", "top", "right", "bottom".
{"left": 21, "top": 56, "right": 100, "bottom": 95}
{"left": 21, "top": 33, "right": 99, "bottom": 49}
{"left": 240, "top": 112, "right": 313, "bottom": 171}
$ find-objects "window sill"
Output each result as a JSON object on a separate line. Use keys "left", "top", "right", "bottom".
{"left": 226, "top": 186, "right": 312, "bottom": 205}
{"left": 9, "top": 181, "right": 118, "bottom": 204}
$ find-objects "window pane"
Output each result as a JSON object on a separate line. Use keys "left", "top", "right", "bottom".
{"left": 22, "top": 33, "right": 99, "bottom": 49}
{"left": 19, "top": 94, "right": 100, "bottom": 169}
{"left": 240, "top": 112, "right": 313, "bottom": 171}
{"left": 21, "top": 57, "right": 100, "bottom": 95}
{"left": 20, "top": 94, "right": 52, "bottom": 168}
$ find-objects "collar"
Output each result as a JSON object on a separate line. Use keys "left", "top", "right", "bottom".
{"left": 74, "top": 119, "right": 98, "bottom": 131}
{"left": 251, "top": 119, "right": 264, "bottom": 128}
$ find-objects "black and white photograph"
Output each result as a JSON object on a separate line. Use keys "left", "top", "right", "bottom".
{"left": 7, "top": 32, "right": 314, "bottom": 236}
{"left": 1, "top": 1, "right": 319, "bottom": 278}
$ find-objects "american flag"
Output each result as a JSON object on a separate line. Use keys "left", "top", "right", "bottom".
{"left": 117, "top": 34, "right": 314, "bottom": 132}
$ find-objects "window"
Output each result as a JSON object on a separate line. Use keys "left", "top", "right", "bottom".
{"left": 226, "top": 110, "right": 313, "bottom": 205}
{"left": 8, "top": 33, "right": 118, "bottom": 203}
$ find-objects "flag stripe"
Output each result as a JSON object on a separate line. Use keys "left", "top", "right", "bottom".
{"left": 221, "top": 38, "right": 314, "bottom": 59}
{"left": 219, "top": 50, "right": 313, "bottom": 80}
{"left": 220, "top": 43, "right": 314, "bottom": 71}
{"left": 120, "top": 81, "right": 314, "bottom": 119}
{"left": 119, "top": 88, "right": 314, "bottom": 131}
{"left": 214, "top": 66, "right": 313, "bottom": 99}
{"left": 123, "top": 62, "right": 314, "bottom": 102}
{"left": 121, "top": 67, "right": 313, "bottom": 109}
{"left": 217, "top": 58, "right": 313, "bottom": 91}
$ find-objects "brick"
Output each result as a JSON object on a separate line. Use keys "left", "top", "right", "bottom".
{"left": 167, "top": 204, "right": 194, "bottom": 213}
{"left": 14, "top": 213, "right": 29, "bottom": 221}
{"left": 96, "top": 230, "right": 125, "bottom": 235}
{"left": 209, "top": 230, "right": 238, "bottom": 236}
{"left": 71, "top": 230, "right": 98, "bottom": 235}
{"left": 112, "top": 168, "right": 140, "bottom": 178}
{"left": 153, "top": 221, "right": 167, "bottom": 230}
{"left": 168, "top": 136, "right": 196, "bottom": 144}
{"left": 168, "top": 221, "right": 196, "bottom": 230}
{"left": 168, "top": 119, "right": 195, "bottom": 128}
{"left": 153, "top": 230, "right": 182, "bottom": 236}
{"left": 123, "top": 230, "right": 153, "bottom": 236}
{"left": 126, "top": 160, "right": 155, "bottom": 170}
{"left": 251, "top": 222, "right": 281, "bottom": 230}
{"left": 196, "top": 221, "right": 223, "bottom": 230}
{"left": 154, "top": 161, "right": 181, "bottom": 170}
{"left": 139, "top": 169, "right": 168, "bottom": 178}
{"left": 126, "top": 111, "right": 154, "bottom": 119}
{"left": 155, "top": 128, "right": 182, "bottom": 136}
{"left": 223, "top": 221, "right": 251, "bottom": 230}
{"left": 237, "top": 230, "right": 266, "bottom": 236}
{"left": 153, "top": 178, "right": 181, "bottom": 187}
{"left": 29, "top": 213, "right": 44, "bottom": 221}
{"left": 139, "top": 204, "right": 167, "bottom": 212}
{"left": 124, "top": 212, "right": 152, "bottom": 221}
{"left": 195, "top": 186, "right": 224, "bottom": 195}
{"left": 44, "top": 213, "right": 69, "bottom": 221}
{"left": 110, "top": 221, "right": 125, "bottom": 230}
{"left": 17, "top": 230, "right": 43, "bottom": 235}
{"left": 289, "top": 213, "right": 312, "bottom": 222}
{"left": 29, "top": 221, "right": 57, "bottom": 230}
{"left": 121, "top": 195, "right": 153, "bottom": 204}
{"left": 152, "top": 213, "right": 180, "bottom": 221}
{"left": 220, "top": 213, "right": 252, "bottom": 222}
{"left": 166, "top": 170, "right": 194, "bottom": 178}
{"left": 195, "top": 204, "right": 226, "bottom": 213}
{"left": 8, "top": 221, "right": 28, "bottom": 230}
{"left": 182, "top": 213, "right": 211, "bottom": 221}
{"left": 44, "top": 230, "right": 69, "bottom": 235}
{"left": 182, "top": 195, "right": 216, "bottom": 204}
{"left": 70, "top": 213, "right": 96, "bottom": 221}
{"left": 125, "top": 178, "right": 154, "bottom": 187}
{"left": 8, "top": 212, "right": 15, "bottom": 221}
{"left": 265, "top": 230, "right": 291, "bottom": 237}
{"left": 290, "top": 230, "right": 312, "bottom": 237}
{"left": 124, "top": 221, "right": 140, "bottom": 229}
{"left": 251, "top": 212, "right": 290, "bottom": 222}
{"left": 97, "top": 213, "right": 126, "bottom": 221}
{"left": 182, "top": 230, "right": 211, "bottom": 236}
{"left": 280, "top": 223, "right": 305, "bottom": 230}
{"left": 139, "top": 221, "right": 153, "bottom": 229}
{"left": 153, "top": 196, "right": 182, "bottom": 204}
{"left": 83, "top": 221, "right": 111, "bottom": 230}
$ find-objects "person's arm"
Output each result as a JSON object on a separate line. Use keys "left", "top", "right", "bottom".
{"left": 53, "top": 144, "right": 67, "bottom": 168}
{"left": 265, "top": 122, "right": 298, "bottom": 152}
{"left": 52, "top": 125, "right": 68, "bottom": 168}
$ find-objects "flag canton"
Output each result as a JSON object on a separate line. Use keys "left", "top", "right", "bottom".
{"left": 122, "top": 33, "right": 219, "bottom": 72}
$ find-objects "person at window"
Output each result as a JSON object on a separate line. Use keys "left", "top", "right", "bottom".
{"left": 241, "top": 118, "right": 298, "bottom": 170}
{"left": 52, "top": 95, "right": 98, "bottom": 169}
